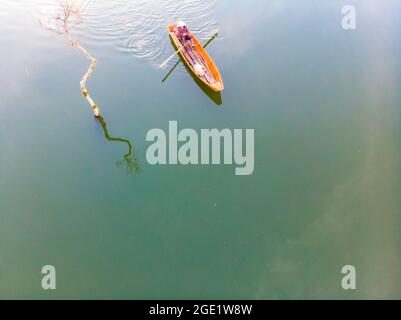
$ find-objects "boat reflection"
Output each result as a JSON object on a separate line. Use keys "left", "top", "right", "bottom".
{"left": 162, "top": 33, "right": 222, "bottom": 106}
{"left": 98, "top": 116, "right": 141, "bottom": 174}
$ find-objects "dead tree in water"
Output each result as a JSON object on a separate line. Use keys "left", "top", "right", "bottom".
{"left": 39, "top": 0, "right": 101, "bottom": 117}
{"left": 38, "top": 1, "right": 140, "bottom": 174}
{"left": 73, "top": 41, "right": 100, "bottom": 117}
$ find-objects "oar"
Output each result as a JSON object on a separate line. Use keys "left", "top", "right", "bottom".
{"left": 159, "top": 46, "right": 183, "bottom": 69}
{"left": 161, "top": 33, "right": 219, "bottom": 82}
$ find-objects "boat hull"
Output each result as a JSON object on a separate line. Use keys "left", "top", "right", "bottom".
{"left": 168, "top": 23, "right": 224, "bottom": 92}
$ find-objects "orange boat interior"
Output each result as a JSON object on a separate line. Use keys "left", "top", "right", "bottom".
{"left": 168, "top": 24, "right": 223, "bottom": 92}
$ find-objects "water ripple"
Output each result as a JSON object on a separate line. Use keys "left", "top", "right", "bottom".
{"left": 5, "top": 0, "right": 219, "bottom": 69}
{"left": 83, "top": 0, "right": 219, "bottom": 68}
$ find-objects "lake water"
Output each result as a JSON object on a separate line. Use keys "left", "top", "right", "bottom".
{"left": 0, "top": 0, "right": 400, "bottom": 299}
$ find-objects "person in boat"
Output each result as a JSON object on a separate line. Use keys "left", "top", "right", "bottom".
{"left": 175, "top": 21, "right": 194, "bottom": 49}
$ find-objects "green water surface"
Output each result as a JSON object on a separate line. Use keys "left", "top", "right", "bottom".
{"left": 0, "top": 0, "right": 400, "bottom": 299}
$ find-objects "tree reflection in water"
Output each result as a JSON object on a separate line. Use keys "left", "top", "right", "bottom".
{"left": 98, "top": 116, "right": 141, "bottom": 175}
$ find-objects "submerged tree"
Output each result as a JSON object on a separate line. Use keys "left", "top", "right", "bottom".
{"left": 38, "top": 0, "right": 100, "bottom": 117}
{"left": 38, "top": 0, "right": 140, "bottom": 174}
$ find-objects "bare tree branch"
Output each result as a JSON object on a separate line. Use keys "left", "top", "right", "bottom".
{"left": 39, "top": 0, "right": 100, "bottom": 117}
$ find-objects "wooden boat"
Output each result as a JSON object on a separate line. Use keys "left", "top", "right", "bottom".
{"left": 168, "top": 23, "right": 224, "bottom": 92}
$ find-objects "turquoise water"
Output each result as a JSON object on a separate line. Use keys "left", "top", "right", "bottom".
{"left": 0, "top": 0, "right": 401, "bottom": 299}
